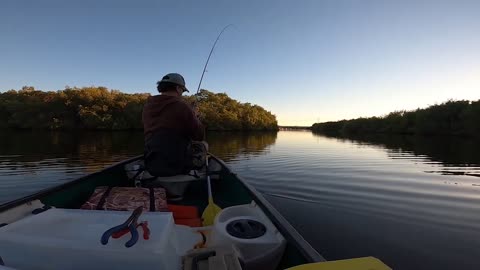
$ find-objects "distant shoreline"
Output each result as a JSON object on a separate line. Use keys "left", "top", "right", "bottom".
{"left": 312, "top": 100, "right": 480, "bottom": 138}
{"left": 278, "top": 126, "right": 311, "bottom": 130}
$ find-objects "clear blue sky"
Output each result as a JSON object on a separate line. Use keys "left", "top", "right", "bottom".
{"left": 1, "top": 0, "right": 479, "bottom": 125}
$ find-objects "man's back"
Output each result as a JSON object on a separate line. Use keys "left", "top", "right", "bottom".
{"left": 142, "top": 95, "right": 204, "bottom": 141}
{"left": 142, "top": 73, "right": 205, "bottom": 177}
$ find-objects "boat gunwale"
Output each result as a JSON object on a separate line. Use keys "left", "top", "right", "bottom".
{"left": 210, "top": 155, "right": 326, "bottom": 263}
{"left": 0, "top": 154, "right": 325, "bottom": 263}
{"left": 0, "top": 155, "right": 143, "bottom": 212}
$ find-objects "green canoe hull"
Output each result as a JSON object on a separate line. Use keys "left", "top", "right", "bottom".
{"left": 0, "top": 154, "right": 324, "bottom": 269}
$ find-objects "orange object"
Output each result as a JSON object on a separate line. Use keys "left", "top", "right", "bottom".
{"left": 167, "top": 204, "right": 202, "bottom": 227}
{"left": 167, "top": 205, "right": 199, "bottom": 219}
{"left": 175, "top": 218, "right": 203, "bottom": 227}
{"left": 194, "top": 230, "right": 207, "bottom": 249}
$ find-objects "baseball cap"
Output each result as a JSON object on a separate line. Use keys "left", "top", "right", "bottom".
{"left": 158, "top": 73, "right": 189, "bottom": 92}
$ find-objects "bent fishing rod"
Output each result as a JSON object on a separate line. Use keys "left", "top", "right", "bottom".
{"left": 195, "top": 24, "right": 234, "bottom": 95}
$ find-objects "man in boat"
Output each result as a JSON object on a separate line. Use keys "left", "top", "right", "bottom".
{"left": 142, "top": 73, "right": 207, "bottom": 176}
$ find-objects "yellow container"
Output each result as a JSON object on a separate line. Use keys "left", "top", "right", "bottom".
{"left": 286, "top": 257, "right": 392, "bottom": 270}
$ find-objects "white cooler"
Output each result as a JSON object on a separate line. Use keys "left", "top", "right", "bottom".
{"left": 0, "top": 208, "right": 199, "bottom": 270}
{"left": 210, "top": 203, "right": 286, "bottom": 270}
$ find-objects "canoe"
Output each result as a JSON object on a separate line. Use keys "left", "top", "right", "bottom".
{"left": 0, "top": 154, "right": 390, "bottom": 270}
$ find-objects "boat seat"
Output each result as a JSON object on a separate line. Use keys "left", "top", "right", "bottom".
{"left": 143, "top": 171, "right": 222, "bottom": 200}
{"left": 139, "top": 170, "right": 206, "bottom": 199}
{"left": 151, "top": 170, "right": 206, "bottom": 182}
{"left": 125, "top": 159, "right": 222, "bottom": 199}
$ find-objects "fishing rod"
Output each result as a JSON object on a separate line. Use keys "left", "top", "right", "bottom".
{"left": 195, "top": 25, "right": 233, "bottom": 224}
{"left": 195, "top": 24, "right": 234, "bottom": 95}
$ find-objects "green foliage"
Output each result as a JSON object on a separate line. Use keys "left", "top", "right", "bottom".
{"left": 312, "top": 120, "right": 346, "bottom": 134}
{"left": 312, "top": 100, "right": 480, "bottom": 137}
{"left": 185, "top": 90, "right": 278, "bottom": 131}
{"left": 0, "top": 87, "right": 278, "bottom": 131}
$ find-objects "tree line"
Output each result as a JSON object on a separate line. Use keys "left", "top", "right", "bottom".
{"left": 0, "top": 86, "right": 278, "bottom": 131}
{"left": 312, "top": 100, "right": 480, "bottom": 137}
{"left": 184, "top": 90, "right": 278, "bottom": 130}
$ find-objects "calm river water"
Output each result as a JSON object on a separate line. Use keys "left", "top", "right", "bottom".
{"left": 1, "top": 130, "right": 480, "bottom": 269}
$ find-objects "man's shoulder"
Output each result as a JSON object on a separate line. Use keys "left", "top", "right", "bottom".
{"left": 145, "top": 95, "right": 184, "bottom": 105}
{"left": 173, "top": 97, "right": 194, "bottom": 111}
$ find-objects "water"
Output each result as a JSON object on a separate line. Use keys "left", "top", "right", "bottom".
{"left": 1, "top": 130, "right": 480, "bottom": 269}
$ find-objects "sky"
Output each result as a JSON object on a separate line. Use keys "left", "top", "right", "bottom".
{"left": 1, "top": 0, "right": 479, "bottom": 126}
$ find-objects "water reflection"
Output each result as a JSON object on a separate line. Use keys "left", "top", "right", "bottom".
{"left": 2, "top": 130, "right": 480, "bottom": 269}
{"left": 227, "top": 131, "right": 480, "bottom": 270}
{"left": 0, "top": 130, "right": 144, "bottom": 171}
{"left": 0, "top": 130, "right": 277, "bottom": 168}
{"left": 313, "top": 132, "right": 480, "bottom": 177}
{"left": 0, "top": 130, "right": 276, "bottom": 203}
{"left": 207, "top": 131, "right": 277, "bottom": 161}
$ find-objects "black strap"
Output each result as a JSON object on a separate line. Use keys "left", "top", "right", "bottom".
{"left": 96, "top": 186, "right": 114, "bottom": 210}
{"left": 149, "top": 187, "right": 156, "bottom": 212}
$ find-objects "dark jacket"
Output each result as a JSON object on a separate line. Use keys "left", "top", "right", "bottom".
{"left": 143, "top": 95, "right": 204, "bottom": 141}
{"left": 142, "top": 95, "right": 204, "bottom": 176}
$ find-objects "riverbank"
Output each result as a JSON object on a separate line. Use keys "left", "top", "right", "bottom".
{"left": 0, "top": 87, "right": 278, "bottom": 131}
{"left": 312, "top": 100, "right": 480, "bottom": 137}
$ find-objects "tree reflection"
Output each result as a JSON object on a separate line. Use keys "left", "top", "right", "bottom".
{"left": 313, "top": 131, "right": 480, "bottom": 176}
{"left": 207, "top": 131, "right": 277, "bottom": 161}
{"left": 0, "top": 131, "right": 144, "bottom": 172}
{"left": 0, "top": 130, "right": 278, "bottom": 172}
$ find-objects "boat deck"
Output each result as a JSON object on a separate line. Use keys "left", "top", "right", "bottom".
{"left": 0, "top": 156, "right": 324, "bottom": 270}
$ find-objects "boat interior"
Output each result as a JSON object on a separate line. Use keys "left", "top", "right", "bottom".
{"left": 0, "top": 156, "right": 317, "bottom": 270}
